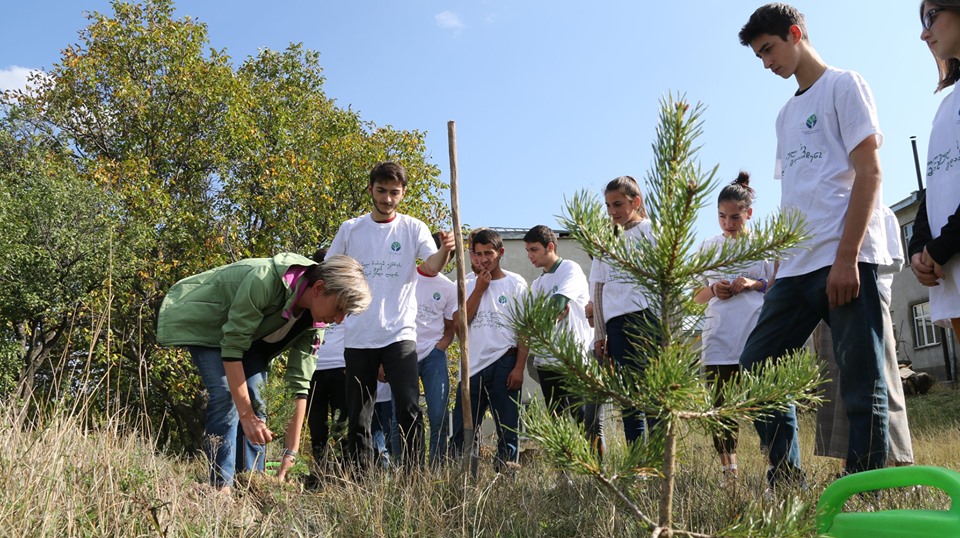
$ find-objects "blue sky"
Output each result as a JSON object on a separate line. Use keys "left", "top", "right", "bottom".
{"left": 0, "top": 1, "right": 941, "bottom": 243}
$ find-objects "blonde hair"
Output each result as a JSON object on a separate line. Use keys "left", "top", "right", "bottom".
{"left": 305, "top": 255, "right": 371, "bottom": 314}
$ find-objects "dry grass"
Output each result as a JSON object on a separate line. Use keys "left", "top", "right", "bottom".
{"left": 0, "top": 384, "right": 958, "bottom": 537}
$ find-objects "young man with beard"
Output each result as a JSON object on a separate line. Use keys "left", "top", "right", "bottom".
{"left": 328, "top": 161, "right": 455, "bottom": 471}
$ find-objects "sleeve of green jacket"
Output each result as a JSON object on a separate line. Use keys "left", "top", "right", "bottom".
{"left": 284, "top": 328, "right": 322, "bottom": 397}
{"left": 220, "top": 265, "right": 274, "bottom": 360}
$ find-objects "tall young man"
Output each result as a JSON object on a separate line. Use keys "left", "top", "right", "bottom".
{"left": 450, "top": 228, "right": 529, "bottom": 470}
{"left": 524, "top": 225, "right": 604, "bottom": 456}
{"left": 738, "top": 3, "right": 891, "bottom": 485}
{"left": 327, "top": 161, "right": 454, "bottom": 470}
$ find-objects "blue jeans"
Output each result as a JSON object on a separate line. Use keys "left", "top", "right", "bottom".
{"left": 420, "top": 348, "right": 451, "bottom": 466}
{"left": 739, "top": 264, "right": 888, "bottom": 481}
{"left": 450, "top": 351, "right": 520, "bottom": 469}
{"left": 606, "top": 310, "right": 660, "bottom": 444}
{"left": 372, "top": 399, "right": 395, "bottom": 469}
{"left": 188, "top": 346, "right": 268, "bottom": 488}
{"left": 388, "top": 348, "right": 450, "bottom": 465}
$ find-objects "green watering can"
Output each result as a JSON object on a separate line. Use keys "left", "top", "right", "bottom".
{"left": 817, "top": 465, "right": 960, "bottom": 537}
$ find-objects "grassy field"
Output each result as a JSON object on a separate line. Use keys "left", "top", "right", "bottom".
{"left": 2, "top": 384, "right": 959, "bottom": 537}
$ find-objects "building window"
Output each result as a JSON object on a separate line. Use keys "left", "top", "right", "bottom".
{"left": 913, "top": 302, "right": 940, "bottom": 348}
{"left": 902, "top": 221, "right": 914, "bottom": 249}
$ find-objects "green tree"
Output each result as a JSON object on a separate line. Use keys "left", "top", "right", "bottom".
{"left": 1, "top": 0, "right": 449, "bottom": 451}
{"left": 511, "top": 95, "right": 821, "bottom": 537}
{"left": 220, "top": 44, "right": 449, "bottom": 257}
{"left": 0, "top": 122, "right": 115, "bottom": 400}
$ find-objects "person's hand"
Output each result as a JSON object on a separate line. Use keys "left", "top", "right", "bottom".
{"left": 713, "top": 280, "right": 733, "bottom": 300}
{"left": 276, "top": 452, "right": 296, "bottom": 481}
{"left": 475, "top": 270, "right": 492, "bottom": 292}
{"left": 439, "top": 230, "right": 456, "bottom": 253}
{"left": 921, "top": 247, "right": 946, "bottom": 280}
{"left": 826, "top": 261, "right": 859, "bottom": 308}
{"left": 556, "top": 303, "right": 570, "bottom": 322}
{"left": 912, "top": 250, "right": 940, "bottom": 287}
{"left": 730, "top": 276, "right": 757, "bottom": 295}
{"left": 593, "top": 339, "right": 606, "bottom": 360}
{"left": 585, "top": 302, "right": 595, "bottom": 328}
{"left": 239, "top": 411, "right": 274, "bottom": 445}
{"left": 506, "top": 366, "right": 524, "bottom": 390}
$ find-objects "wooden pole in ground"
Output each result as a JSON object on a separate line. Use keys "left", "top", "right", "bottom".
{"left": 447, "top": 121, "right": 474, "bottom": 474}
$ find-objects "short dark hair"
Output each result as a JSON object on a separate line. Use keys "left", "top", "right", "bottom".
{"left": 471, "top": 228, "right": 503, "bottom": 252}
{"left": 311, "top": 247, "right": 328, "bottom": 263}
{"left": 369, "top": 161, "right": 408, "bottom": 188}
{"left": 523, "top": 225, "right": 557, "bottom": 250}
{"left": 739, "top": 3, "right": 808, "bottom": 46}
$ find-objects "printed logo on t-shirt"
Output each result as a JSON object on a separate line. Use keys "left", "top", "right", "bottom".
{"left": 498, "top": 295, "right": 508, "bottom": 305}
{"left": 928, "top": 144, "right": 960, "bottom": 178}
{"left": 784, "top": 143, "right": 823, "bottom": 170}
{"left": 805, "top": 114, "right": 817, "bottom": 129}
{"left": 551, "top": 285, "right": 559, "bottom": 294}
{"left": 432, "top": 291, "right": 442, "bottom": 301}
{"left": 390, "top": 241, "right": 401, "bottom": 252}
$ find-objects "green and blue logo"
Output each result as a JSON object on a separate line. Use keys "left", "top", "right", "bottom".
{"left": 433, "top": 292, "right": 441, "bottom": 301}
{"left": 805, "top": 114, "right": 817, "bottom": 129}
{"left": 391, "top": 241, "right": 401, "bottom": 252}
{"left": 498, "top": 295, "right": 508, "bottom": 305}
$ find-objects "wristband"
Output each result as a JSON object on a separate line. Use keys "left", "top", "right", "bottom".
{"left": 757, "top": 278, "right": 767, "bottom": 293}
{"left": 282, "top": 448, "right": 298, "bottom": 460}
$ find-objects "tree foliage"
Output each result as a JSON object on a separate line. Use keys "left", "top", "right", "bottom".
{"left": 511, "top": 95, "right": 820, "bottom": 537}
{"left": 0, "top": 0, "right": 448, "bottom": 451}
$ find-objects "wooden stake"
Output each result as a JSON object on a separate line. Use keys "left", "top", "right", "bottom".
{"left": 447, "top": 121, "right": 475, "bottom": 474}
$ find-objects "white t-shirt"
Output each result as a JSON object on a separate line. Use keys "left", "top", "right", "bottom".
{"left": 314, "top": 322, "right": 346, "bottom": 370}
{"left": 877, "top": 205, "right": 904, "bottom": 305}
{"left": 925, "top": 87, "right": 960, "bottom": 324}
{"left": 462, "top": 270, "right": 528, "bottom": 376}
{"left": 699, "top": 234, "right": 776, "bottom": 366}
{"left": 773, "top": 67, "right": 890, "bottom": 278}
{"left": 415, "top": 270, "right": 457, "bottom": 360}
{"left": 530, "top": 259, "right": 592, "bottom": 366}
{"left": 376, "top": 381, "right": 392, "bottom": 403}
{"left": 328, "top": 213, "right": 437, "bottom": 348}
{"left": 589, "top": 219, "right": 655, "bottom": 323}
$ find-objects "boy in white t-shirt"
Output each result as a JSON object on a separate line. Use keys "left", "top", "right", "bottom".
{"left": 412, "top": 233, "right": 457, "bottom": 467}
{"left": 738, "top": 4, "right": 890, "bottom": 485}
{"left": 327, "top": 161, "right": 455, "bottom": 471}
{"left": 523, "top": 225, "right": 604, "bottom": 456}
{"left": 450, "top": 228, "right": 529, "bottom": 470}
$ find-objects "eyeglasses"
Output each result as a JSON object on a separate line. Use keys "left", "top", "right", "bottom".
{"left": 924, "top": 7, "right": 946, "bottom": 31}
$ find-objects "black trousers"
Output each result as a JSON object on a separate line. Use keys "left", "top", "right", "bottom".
{"left": 344, "top": 340, "right": 424, "bottom": 471}
{"left": 306, "top": 367, "right": 347, "bottom": 463}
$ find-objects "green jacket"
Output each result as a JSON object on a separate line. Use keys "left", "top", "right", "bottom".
{"left": 157, "top": 253, "right": 322, "bottom": 396}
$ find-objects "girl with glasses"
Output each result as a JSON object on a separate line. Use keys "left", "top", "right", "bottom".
{"left": 910, "top": 2, "right": 960, "bottom": 343}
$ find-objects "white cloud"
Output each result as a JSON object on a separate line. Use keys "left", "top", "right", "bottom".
{"left": 0, "top": 66, "right": 39, "bottom": 92}
{"left": 435, "top": 11, "right": 464, "bottom": 30}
